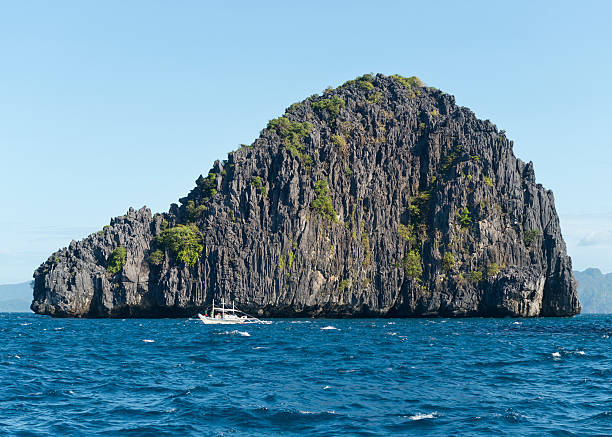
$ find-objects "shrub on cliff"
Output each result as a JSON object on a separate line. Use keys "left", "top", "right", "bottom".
{"left": 267, "top": 116, "right": 313, "bottom": 166}
{"left": 156, "top": 224, "right": 203, "bottom": 267}
{"left": 397, "top": 223, "right": 417, "bottom": 246}
{"left": 458, "top": 207, "right": 472, "bottom": 228}
{"left": 196, "top": 172, "right": 218, "bottom": 199}
{"left": 390, "top": 74, "right": 424, "bottom": 89}
{"left": 524, "top": 229, "right": 541, "bottom": 246}
{"left": 487, "top": 263, "right": 500, "bottom": 277}
{"left": 311, "top": 180, "right": 337, "bottom": 222}
{"left": 442, "top": 252, "right": 455, "bottom": 271}
{"left": 185, "top": 200, "right": 207, "bottom": 222}
{"left": 403, "top": 250, "right": 423, "bottom": 279}
{"left": 311, "top": 96, "right": 345, "bottom": 119}
{"left": 148, "top": 249, "right": 164, "bottom": 266}
{"left": 107, "top": 247, "right": 127, "bottom": 275}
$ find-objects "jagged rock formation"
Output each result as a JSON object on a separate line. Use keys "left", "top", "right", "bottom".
{"left": 31, "top": 74, "right": 581, "bottom": 318}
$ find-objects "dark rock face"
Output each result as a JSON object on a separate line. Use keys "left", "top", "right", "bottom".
{"left": 32, "top": 74, "right": 581, "bottom": 318}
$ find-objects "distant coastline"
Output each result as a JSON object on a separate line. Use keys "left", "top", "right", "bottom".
{"left": 573, "top": 268, "right": 612, "bottom": 314}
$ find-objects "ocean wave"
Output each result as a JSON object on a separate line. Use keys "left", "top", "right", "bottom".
{"left": 2, "top": 314, "right": 611, "bottom": 436}
{"left": 217, "top": 330, "right": 250, "bottom": 337}
{"left": 404, "top": 412, "right": 438, "bottom": 421}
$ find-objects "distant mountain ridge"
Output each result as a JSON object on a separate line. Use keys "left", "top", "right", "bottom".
{"left": 574, "top": 268, "right": 612, "bottom": 314}
{"left": 0, "top": 282, "right": 33, "bottom": 312}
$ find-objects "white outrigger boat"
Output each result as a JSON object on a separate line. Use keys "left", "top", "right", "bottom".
{"left": 197, "top": 300, "right": 271, "bottom": 325}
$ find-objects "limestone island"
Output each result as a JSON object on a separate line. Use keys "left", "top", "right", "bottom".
{"left": 31, "top": 74, "right": 581, "bottom": 318}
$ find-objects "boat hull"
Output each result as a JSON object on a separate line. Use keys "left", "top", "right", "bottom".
{"left": 197, "top": 313, "right": 270, "bottom": 324}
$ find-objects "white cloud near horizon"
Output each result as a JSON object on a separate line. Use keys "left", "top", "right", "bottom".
{"left": 578, "top": 230, "right": 612, "bottom": 247}
{"left": 559, "top": 213, "right": 612, "bottom": 273}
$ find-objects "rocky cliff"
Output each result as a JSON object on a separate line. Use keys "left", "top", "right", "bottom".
{"left": 31, "top": 74, "right": 581, "bottom": 318}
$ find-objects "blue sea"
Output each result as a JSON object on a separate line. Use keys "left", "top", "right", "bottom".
{"left": 1, "top": 314, "right": 611, "bottom": 436}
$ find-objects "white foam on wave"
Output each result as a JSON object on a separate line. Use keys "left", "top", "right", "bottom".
{"left": 321, "top": 326, "right": 338, "bottom": 330}
{"left": 142, "top": 339, "right": 155, "bottom": 343}
{"left": 19, "top": 323, "right": 30, "bottom": 326}
{"left": 219, "top": 330, "right": 250, "bottom": 337}
{"left": 299, "top": 410, "right": 336, "bottom": 415}
{"left": 387, "top": 332, "right": 398, "bottom": 336}
{"left": 406, "top": 412, "right": 438, "bottom": 421}
{"left": 252, "top": 346, "right": 267, "bottom": 350}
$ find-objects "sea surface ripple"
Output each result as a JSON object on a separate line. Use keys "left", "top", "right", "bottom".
{"left": 1, "top": 314, "right": 611, "bottom": 436}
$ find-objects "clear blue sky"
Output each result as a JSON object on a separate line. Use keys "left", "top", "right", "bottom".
{"left": 1, "top": 0, "right": 611, "bottom": 283}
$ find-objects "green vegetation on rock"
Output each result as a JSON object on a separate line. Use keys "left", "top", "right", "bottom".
{"left": 338, "top": 279, "right": 351, "bottom": 292}
{"left": 367, "top": 91, "right": 383, "bottom": 103}
{"left": 278, "top": 253, "right": 285, "bottom": 270}
{"left": 267, "top": 116, "right": 313, "bottom": 166}
{"left": 251, "top": 176, "right": 267, "bottom": 197}
{"left": 107, "top": 247, "right": 127, "bottom": 275}
{"left": 403, "top": 249, "right": 423, "bottom": 279}
{"left": 470, "top": 270, "right": 483, "bottom": 282}
{"left": 288, "top": 250, "right": 295, "bottom": 271}
{"left": 196, "top": 172, "right": 218, "bottom": 199}
{"left": 390, "top": 74, "right": 424, "bottom": 89}
{"left": 186, "top": 200, "right": 207, "bottom": 222}
{"left": 442, "top": 252, "right": 455, "bottom": 271}
{"left": 251, "top": 176, "right": 262, "bottom": 188}
{"left": 458, "top": 207, "right": 472, "bottom": 228}
{"left": 342, "top": 73, "right": 376, "bottom": 90}
{"left": 441, "top": 144, "right": 463, "bottom": 172}
{"left": 524, "top": 229, "right": 541, "bottom": 247}
{"left": 156, "top": 224, "right": 203, "bottom": 267}
{"left": 487, "top": 263, "right": 500, "bottom": 277}
{"left": 361, "top": 230, "right": 372, "bottom": 265}
{"left": 311, "top": 96, "right": 345, "bottom": 119}
{"left": 358, "top": 80, "right": 374, "bottom": 91}
{"left": 148, "top": 249, "right": 164, "bottom": 266}
{"left": 397, "top": 223, "right": 417, "bottom": 246}
{"left": 331, "top": 133, "right": 348, "bottom": 155}
{"left": 311, "top": 180, "right": 337, "bottom": 222}
{"left": 409, "top": 191, "right": 431, "bottom": 223}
